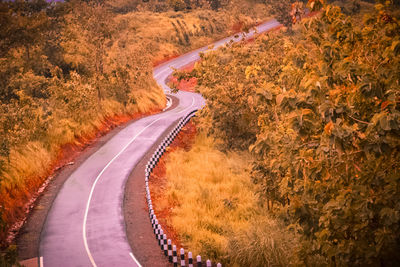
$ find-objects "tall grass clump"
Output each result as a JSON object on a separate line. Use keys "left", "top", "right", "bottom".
{"left": 165, "top": 133, "right": 298, "bottom": 266}
{"left": 228, "top": 218, "right": 297, "bottom": 267}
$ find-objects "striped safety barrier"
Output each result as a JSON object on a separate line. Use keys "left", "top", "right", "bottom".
{"left": 144, "top": 110, "right": 222, "bottom": 267}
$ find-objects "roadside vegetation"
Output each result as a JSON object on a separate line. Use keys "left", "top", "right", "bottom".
{"left": 0, "top": 0, "right": 273, "bottom": 259}
{"left": 165, "top": 133, "right": 298, "bottom": 266}
{"left": 169, "top": 0, "right": 400, "bottom": 265}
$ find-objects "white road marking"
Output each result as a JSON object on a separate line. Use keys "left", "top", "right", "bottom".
{"left": 129, "top": 252, "right": 142, "bottom": 267}
{"left": 39, "top": 256, "right": 43, "bottom": 267}
{"left": 176, "top": 96, "right": 195, "bottom": 115}
{"left": 83, "top": 115, "right": 166, "bottom": 267}
{"left": 154, "top": 67, "right": 171, "bottom": 79}
{"left": 83, "top": 94, "right": 197, "bottom": 266}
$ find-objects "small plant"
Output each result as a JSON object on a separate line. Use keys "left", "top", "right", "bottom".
{"left": 228, "top": 218, "right": 299, "bottom": 267}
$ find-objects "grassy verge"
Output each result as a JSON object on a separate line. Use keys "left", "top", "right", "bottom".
{"left": 163, "top": 132, "right": 298, "bottom": 266}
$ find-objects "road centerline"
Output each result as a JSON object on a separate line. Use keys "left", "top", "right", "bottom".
{"left": 82, "top": 115, "right": 165, "bottom": 267}
{"left": 82, "top": 94, "right": 198, "bottom": 266}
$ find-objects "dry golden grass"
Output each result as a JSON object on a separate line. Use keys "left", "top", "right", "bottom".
{"left": 114, "top": 6, "right": 272, "bottom": 64}
{"left": 0, "top": 142, "right": 53, "bottom": 236}
{"left": 164, "top": 133, "right": 298, "bottom": 266}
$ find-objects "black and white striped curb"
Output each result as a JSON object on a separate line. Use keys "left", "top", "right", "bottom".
{"left": 144, "top": 110, "right": 222, "bottom": 267}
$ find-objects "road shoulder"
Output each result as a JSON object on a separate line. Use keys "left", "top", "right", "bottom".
{"left": 123, "top": 96, "right": 180, "bottom": 267}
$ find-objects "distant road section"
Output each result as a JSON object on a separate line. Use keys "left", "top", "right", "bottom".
{"left": 39, "top": 19, "right": 280, "bottom": 267}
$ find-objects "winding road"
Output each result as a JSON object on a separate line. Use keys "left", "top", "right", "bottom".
{"left": 39, "top": 19, "right": 280, "bottom": 267}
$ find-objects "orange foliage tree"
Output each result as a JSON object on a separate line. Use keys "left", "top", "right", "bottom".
{"left": 179, "top": 0, "right": 400, "bottom": 264}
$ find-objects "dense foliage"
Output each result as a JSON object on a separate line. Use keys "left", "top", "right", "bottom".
{"left": 181, "top": 0, "right": 400, "bottom": 264}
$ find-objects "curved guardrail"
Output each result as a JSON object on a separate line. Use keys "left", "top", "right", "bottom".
{"left": 144, "top": 110, "right": 222, "bottom": 267}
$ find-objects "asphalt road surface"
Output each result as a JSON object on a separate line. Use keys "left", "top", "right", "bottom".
{"left": 39, "top": 19, "right": 280, "bottom": 267}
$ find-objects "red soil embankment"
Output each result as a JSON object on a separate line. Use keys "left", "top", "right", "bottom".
{"left": 167, "top": 62, "right": 197, "bottom": 93}
{"left": 153, "top": 54, "right": 180, "bottom": 68}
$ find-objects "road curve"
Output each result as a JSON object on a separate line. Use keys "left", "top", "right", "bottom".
{"left": 39, "top": 19, "right": 280, "bottom": 267}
